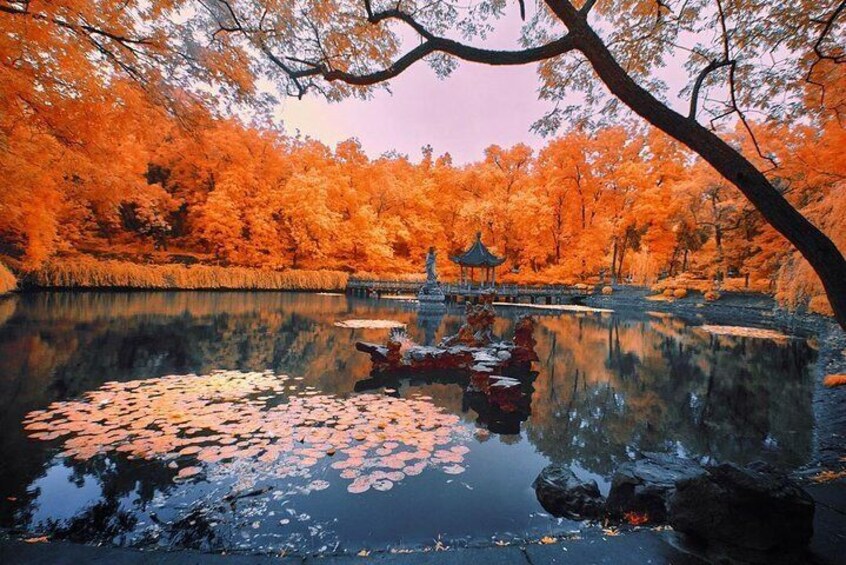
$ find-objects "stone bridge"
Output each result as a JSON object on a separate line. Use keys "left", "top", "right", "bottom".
{"left": 346, "top": 279, "right": 593, "bottom": 305}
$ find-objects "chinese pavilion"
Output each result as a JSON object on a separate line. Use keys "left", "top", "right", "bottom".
{"left": 450, "top": 232, "right": 505, "bottom": 286}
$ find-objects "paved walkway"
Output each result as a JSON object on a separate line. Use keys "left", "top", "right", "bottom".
{"left": 0, "top": 530, "right": 706, "bottom": 565}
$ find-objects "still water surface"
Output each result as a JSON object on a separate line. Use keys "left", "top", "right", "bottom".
{"left": 0, "top": 292, "right": 816, "bottom": 554}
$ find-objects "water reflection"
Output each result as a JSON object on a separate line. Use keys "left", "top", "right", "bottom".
{"left": 0, "top": 292, "right": 816, "bottom": 552}
{"left": 355, "top": 371, "right": 535, "bottom": 436}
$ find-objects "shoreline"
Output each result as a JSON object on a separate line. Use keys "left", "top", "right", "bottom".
{"left": 0, "top": 527, "right": 726, "bottom": 564}
{"left": 2, "top": 487, "right": 844, "bottom": 564}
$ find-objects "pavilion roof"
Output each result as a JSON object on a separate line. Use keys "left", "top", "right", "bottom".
{"left": 449, "top": 232, "right": 506, "bottom": 268}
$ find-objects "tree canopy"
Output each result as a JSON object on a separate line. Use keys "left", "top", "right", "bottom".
{"left": 1, "top": 0, "right": 844, "bottom": 322}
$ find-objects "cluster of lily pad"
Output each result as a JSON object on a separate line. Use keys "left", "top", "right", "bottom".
{"left": 23, "top": 370, "right": 470, "bottom": 494}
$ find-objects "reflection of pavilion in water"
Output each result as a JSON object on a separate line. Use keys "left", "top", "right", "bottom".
{"left": 357, "top": 296, "right": 539, "bottom": 435}
{"left": 354, "top": 370, "right": 535, "bottom": 435}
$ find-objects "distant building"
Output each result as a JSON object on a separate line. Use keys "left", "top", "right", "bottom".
{"left": 450, "top": 232, "right": 505, "bottom": 286}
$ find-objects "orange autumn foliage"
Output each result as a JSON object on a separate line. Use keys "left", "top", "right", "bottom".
{"left": 0, "top": 262, "right": 16, "bottom": 294}
{"left": 29, "top": 258, "right": 348, "bottom": 291}
{"left": 823, "top": 375, "right": 846, "bottom": 389}
{"left": 0, "top": 4, "right": 844, "bottom": 315}
{"left": 1, "top": 112, "right": 843, "bottom": 316}
{"left": 623, "top": 511, "right": 650, "bottom": 526}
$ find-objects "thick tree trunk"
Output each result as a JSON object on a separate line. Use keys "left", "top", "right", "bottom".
{"left": 610, "top": 238, "right": 618, "bottom": 284}
{"left": 565, "top": 15, "right": 846, "bottom": 329}
{"left": 714, "top": 227, "right": 724, "bottom": 282}
{"left": 616, "top": 232, "right": 629, "bottom": 282}
{"left": 669, "top": 246, "right": 679, "bottom": 276}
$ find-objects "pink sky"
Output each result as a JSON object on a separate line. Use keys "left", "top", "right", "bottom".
{"left": 275, "top": 61, "right": 551, "bottom": 165}
{"left": 273, "top": 8, "right": 693, "bottom": 165}
{"left": 273, "top": 9, "right": 555, "bottom": 165}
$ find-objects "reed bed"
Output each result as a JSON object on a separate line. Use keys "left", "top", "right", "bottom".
{"left": 28, "top": 258, "right": 349, "bottom": 291}
{"left": 351, "top": 271, "right": 426, "bottom": 283}
{"left": 0, "top": 262, "right": 17, "bottom": 294}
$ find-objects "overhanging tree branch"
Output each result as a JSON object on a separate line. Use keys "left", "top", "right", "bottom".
{"left": 268, "top": 34, "right": 576, "bottom": 90}
{"left": 262, "top": 3, "right": 576, "bottom": 93}
{"left": 689, "top": 59, "right": 734, "bottom": 119}
{"left": 580, "top": 0, "right": 598, "bottom": 16}
{"left": 0, "top": 4, "right": 153, "bottom": 48}
{"left": 805, "top": 0, "right": 846, "bottom": 105}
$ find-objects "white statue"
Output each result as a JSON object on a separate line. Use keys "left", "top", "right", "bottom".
{"left": 425, "top": 246, "right": 438, "bottom": 282}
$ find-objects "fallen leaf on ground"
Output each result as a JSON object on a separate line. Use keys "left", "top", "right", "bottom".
{"left": 811, "top": 469, "right": 846, "bottom": 483}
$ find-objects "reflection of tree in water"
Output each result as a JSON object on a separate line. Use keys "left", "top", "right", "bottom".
{"left": 526, "top": 315, "right": 815, "bottom": 477}
{"left": 38, "top": 455, "right": 172, "bottom": 544}
{"left": 44, "top": 499, "right": 137, "bottom": 544}
{"left": 0, "top": 293, "right": 818, "bottom": 546}
{"left": 0, "top": 293, "right": 423, "bottom": 532}
{"left": 34, "top": 453, "right": 257, "bottom": 551}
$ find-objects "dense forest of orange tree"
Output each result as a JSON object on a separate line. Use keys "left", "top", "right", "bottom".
{"left": 0, "top": 0, "right": 843, "bottom": 316}
{"left": 2, "top": 92, "right": 844, "bottom": 313}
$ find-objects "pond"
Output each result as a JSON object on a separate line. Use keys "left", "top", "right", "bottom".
{"left": 0, "top": 292, "right": 817, "bottom": 555}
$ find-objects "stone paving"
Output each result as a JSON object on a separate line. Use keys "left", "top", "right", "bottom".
{"left": 0, "top": 530, "right": 701, "bottom": 565}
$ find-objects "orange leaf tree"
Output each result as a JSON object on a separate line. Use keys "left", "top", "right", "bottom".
{"left": 171, "top": 0, "right": 845, "bottom": 327}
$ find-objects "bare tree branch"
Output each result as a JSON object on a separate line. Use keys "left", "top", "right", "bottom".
{"left": 0, "top": 4, "right": 153, "bottom": 48}
{"left": 580, "top": 0, "right": 598, "bottom": 16}
{"left": 265, "top": 6, "right": 576, "bottom": 94}
{"left": 805, "top": 0, "right": 846, "bottom": 106}
{"left": 689, "top": 59, "right": 734, "bottom": 119}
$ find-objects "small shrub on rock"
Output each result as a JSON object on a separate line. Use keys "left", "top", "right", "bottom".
{"left": 602, "top": 286, "right": 613, "bottom": 295}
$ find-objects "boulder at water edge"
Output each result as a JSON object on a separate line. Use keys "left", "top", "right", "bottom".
{"left": 669, "top": 461, "right": 814, "bottom": 552}
{"left": 533, "top": 465, "right": 604, "bottom": 520}
{"left": 606, "top": 452, "right": 705, "bottom": 523}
